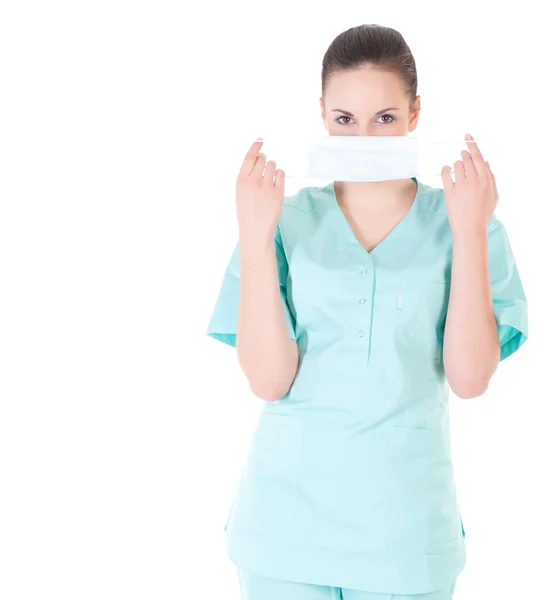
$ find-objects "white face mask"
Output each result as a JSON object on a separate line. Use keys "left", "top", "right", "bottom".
{"left": 284, "top": 135, "right": 475, "bottom": 182}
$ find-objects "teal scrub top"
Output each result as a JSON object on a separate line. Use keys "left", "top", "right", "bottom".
{"left": 205, "top": 178, "right": 529, "bottom": 595}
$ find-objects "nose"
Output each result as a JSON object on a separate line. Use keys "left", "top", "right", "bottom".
{"left": 357, "top": 125, "right": 376, "bottom": 136}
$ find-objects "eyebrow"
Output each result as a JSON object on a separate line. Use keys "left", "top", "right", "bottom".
{"left": 330, "top": 107, "right": 400, "bottom": 117}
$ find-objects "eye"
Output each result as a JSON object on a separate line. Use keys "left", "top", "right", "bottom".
{"left": 335, "top": 116, "right": 352, "bottom": 125}
{"left": 378, "top": 114, "right": 396, "bottom": 124}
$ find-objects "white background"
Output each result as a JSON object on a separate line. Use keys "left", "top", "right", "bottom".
{"left": 0, "top": 2, "right": 552, "bottom": 599}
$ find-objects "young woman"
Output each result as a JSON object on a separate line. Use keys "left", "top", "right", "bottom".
{"left": 206, "top": 24, "right": 528, "bottom": 600}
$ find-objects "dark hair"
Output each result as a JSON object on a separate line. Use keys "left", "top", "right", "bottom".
{"left": 321, "top": 24, "right": 418, "bottom": 111}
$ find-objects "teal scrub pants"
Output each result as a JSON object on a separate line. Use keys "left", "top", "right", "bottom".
{"left": 237, "top": 568, "right": 458, "bottom": 600}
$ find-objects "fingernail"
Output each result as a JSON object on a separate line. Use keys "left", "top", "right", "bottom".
{"left": 465, "top": 133, "right": 472, "bottom": 140}
{"left": 255, "top": 137, "right": 263, "bottom": 142}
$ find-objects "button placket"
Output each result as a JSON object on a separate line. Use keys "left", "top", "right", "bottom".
{"left": 357, "top": 263, "right": 372, "bottom": 343}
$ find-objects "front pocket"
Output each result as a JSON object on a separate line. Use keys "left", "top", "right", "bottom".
{"left": 229, "top": 413, "right": 304, "bottom": 535}
{"left": 396, "top": 278, "right": 450, "bottom": 363}
{"left": 390, "top": 425, "right": 461, "bottom": 551}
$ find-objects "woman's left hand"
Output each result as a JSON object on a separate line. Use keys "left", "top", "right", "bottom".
{"left": 441, "top": 133, "right": 499, "bottom": 236}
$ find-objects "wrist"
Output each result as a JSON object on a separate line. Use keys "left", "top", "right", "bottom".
{"left": 452, "top": 224, "right": 488, "bottom": 244}
{"left": 239, "top": 231, "right": 275, "bottom": 259}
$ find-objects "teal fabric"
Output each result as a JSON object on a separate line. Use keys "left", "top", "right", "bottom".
{"left": 206, "top": 224, "right": 296, "bottom": 347}
{"left": 486, "top": 218, "right": 528, "bottom": 360}
{"left": 237, "top": 567, "right": 458, "bottom": 599}
{"left": 206, "top": 178, "right": 528, "bottom": 595}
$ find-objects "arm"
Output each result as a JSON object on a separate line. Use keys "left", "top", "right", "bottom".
{"left": 443, "top": 227, "right": 500, "bottom": 398}
{"left": 205, "top": 139, "right": 299, "bottom": 401}
{"left": 234, "top": 139, "right": 299, "bottom": 402}
{"left": 237, "top": 235, "right": 299, "bottom": 402}
{"left": 441, "top": 133, "right": 502, "bottom": 398}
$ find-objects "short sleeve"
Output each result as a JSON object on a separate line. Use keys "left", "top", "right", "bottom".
{"left": 488, "top": 217, "right": 528, "bottom": 361}
{"left": 205, "top": 225, "right": 297, "bottom": 348}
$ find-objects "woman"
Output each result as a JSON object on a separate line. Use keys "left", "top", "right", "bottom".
{"left": 206, "top": 24, "right": 528, "bottom": 600}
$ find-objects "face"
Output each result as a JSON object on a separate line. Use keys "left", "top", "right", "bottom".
{"left": 320, "top": 65, "right": 420, "bottom": 137}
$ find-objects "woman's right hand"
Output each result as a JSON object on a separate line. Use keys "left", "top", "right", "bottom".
{"left": 235, "top": 139, "right": 286, "bottom": 248}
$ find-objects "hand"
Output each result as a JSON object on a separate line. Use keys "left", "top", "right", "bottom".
{"left": 236, "top": 139, "right": 286, "bottom": 248}
{"left": 441, "top": 133, "right": 498, "bottom": 237}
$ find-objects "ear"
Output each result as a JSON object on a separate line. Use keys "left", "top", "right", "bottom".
{"left": 408, "top": 96, "right": 421, "bottom": 132}
{"left": 320, "top": 97, "right": 327, "bottom": 131}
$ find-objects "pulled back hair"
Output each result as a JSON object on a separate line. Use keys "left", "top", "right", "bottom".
{"left": 321, "top": 24, "right": 419, "bottom": 111}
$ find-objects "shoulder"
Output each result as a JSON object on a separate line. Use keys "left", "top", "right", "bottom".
{"left": 416, "top": 179, "right": 448, "bottom": 217}
{"left": 279, "top": 184, "right": 325, "bottom": 229}
{"left": 281, "top": 184, "right": 324, "bottom": 214}
{"left": 277, "top": 184, "right": 328, "bottom": 251}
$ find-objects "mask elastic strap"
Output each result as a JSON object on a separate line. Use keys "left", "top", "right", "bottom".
{"left": 284, "top": 170, "right": 455, "bottom": 179}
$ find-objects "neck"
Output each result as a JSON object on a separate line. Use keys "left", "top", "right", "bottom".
{"left": 334, "top": 178, "right": 416, "bottom": 211}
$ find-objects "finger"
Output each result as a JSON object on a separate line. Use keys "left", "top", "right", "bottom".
{"left": 441, "top": 165, "right": 454, "bottom": 192}
{"left": 461, "top": 149, "right": 477, "bottom": 178}
{"left": 464, "top": 133, "right": 487, "bottom": 176}
{"left": 238, "top": 139, "right": 264, "bottom": 178}
{"left": 263, "top": 159, "right": 277, "bottom": 184}
{"left": 487, "top": 161, "right": 498, "bottom": 199}
{"left": 453, "top": 159, "right": 465, "bottom": 183}
{"left": 251, "top": 152, "right": 267, "bottom": 177}
{"left": 274, "top": 168, "right": 285, "bottom": 192}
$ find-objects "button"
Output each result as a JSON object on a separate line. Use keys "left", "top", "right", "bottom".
{"left": 359, "top": 298, "right": 366, "bottom": 305}
{"left": 357, "top": 330, "right": 364, "bottom": 337}
{"left": 361, "top": 269, "right": 368, "bottom": 276}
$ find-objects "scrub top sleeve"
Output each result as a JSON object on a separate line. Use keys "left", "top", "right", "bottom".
{"left": 487, "top": 217, "right": 529, "bottom": 361}
{"left": 205, "top": 224, "right": 297, "bottom": 348}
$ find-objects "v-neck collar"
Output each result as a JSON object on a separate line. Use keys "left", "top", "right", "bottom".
{"left": 317, "top": 177, "right": 429, "bottom": 259}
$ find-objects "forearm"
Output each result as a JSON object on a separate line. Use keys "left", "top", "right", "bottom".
{"left": 236, "top": 236, "right": 298, "bottom": 401}
{"left": 443, "top": 227, "right": 500, "bottom": 398}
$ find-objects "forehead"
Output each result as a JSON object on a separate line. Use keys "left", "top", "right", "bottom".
{"left": 324, "top": 67, "right": 407, "bottom": 110}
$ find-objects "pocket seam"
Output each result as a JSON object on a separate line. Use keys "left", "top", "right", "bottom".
{"left": 402, "top": 277, "right": 450, "bottom": 287}
{"left": 393, "top": 424, "right": 442, "bottom": 432}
